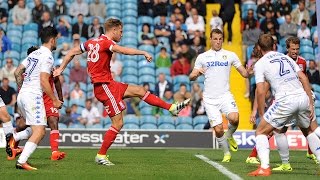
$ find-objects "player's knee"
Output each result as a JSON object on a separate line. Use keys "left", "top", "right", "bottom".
{"left": 48, "top": 118, "right": 58, "bottom": 130}
{"left": 112, "top": 119, "right": 124, "bottom": 130}
{"left": 227, "top": 112, "right": 239, "bottom": 124}
{"left": 1, "top": 112, "right": 11, "bottom": 122}
{"left": 136, "top": 86, "right": 147, "bottom": 98}
{"left": 214, "top": 125, "right": 224, "bottom": 137}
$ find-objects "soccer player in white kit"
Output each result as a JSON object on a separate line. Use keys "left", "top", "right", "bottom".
{"left": 13, "top": 27, "right": 62, "bottom": 170}
{"left": 189, "top": 29, "right": 251, "bottom": 162}
{"left": 248, "top": 34, "right": 320, "bottom": 176}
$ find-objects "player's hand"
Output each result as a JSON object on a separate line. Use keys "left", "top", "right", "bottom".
{"left": 250, "top": 111, "right": 257, "bottom": 124}
{"left": 246, "top": 64, "right": 254, "bottom": 76}
{"left": 198, "top": 68, "right": 206, "bottom": 74}
{"left": 144, "top": 52, "right": 152, "bottom": 62}
{"left": 53, "top": 99, "right": 63, "bottom": 109}
{"left": 53, "top": 67, "right": 63, "bottom": 77}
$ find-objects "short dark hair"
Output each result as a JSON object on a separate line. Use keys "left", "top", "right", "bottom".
{"left": 27, "top": 46, "right": 39, "bottom": 55}
{"left": 301, "top": 19, "right": 307, "bottom": 24}
{"left": 210, "top": 28, "right": 223, "bottom": 38}
{"left": 142, "top": 23, "right": 150, "bottom": 32}
{"left": 78, "top": 13, "right": 84, "bottom": 17}
{"left": 85, "top": 98, "right": 92, "bottom": 103}
{"left": 286, "top": 36, "right": 300, "bottom": 49}
{"left": 309, "top": 59, "right": 316, "bottom": 64}
{"left": 258, "top": 34, "right": 274, "bottom": 52}
{"left": 39, "top": 26, "right": 58, "bottom": 44}
{"left": 180, "top": 83, "right": 187, "bottom": 87}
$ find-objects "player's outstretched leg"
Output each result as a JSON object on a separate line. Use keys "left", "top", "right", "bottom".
{"left": 48, "top": 116, "right": 66, "bottom": 161}
{"left": 272, "top": 132, "right": 292, "bottom": 171}
{"left": 225, "top": 113, "right": 239, "bottom": 152}
{"left": 124, "top": 85, "right": 190, "bottom": 116}
{"left": 214, "top": 124, "right": 231, "bottom": 162}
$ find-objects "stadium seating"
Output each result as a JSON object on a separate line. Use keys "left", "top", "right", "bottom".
{"left": 176, "top": 117, "right": 193, "bottom": 126}
{"left": 124, "top": 115, "right": 140, "bottom": 125}
{"left": 193, "top": 115, "right": 209, "bottom": 126}
{"left": 158, "top": 116, "right": 174, "bottom": 125}
{"left": 123, "top": 123, "right": 140, "bottom": 129}
{"left": 158, "top": 123, "right": 175, "bottom": 129}
{"left": 156, "top": 67, "right": 170, "bottom": 76}
{"left": 58, "top": 123, "right": 68, "bottom": 129}
{"left": 193, "top": 123, "right": 206, "bottom": 130}
{"left": 122, "top": 67, "right": 138, "bottom": 76}
{"left": 140, "top": 123, "right": 157, "bottom": 129}
{"left": 140, "top": 106, "right": 153, "bottom": 115}
{"left": 176, "top": 124, "right": 193, "bottom": 130}
{"left": 69, "top": 124, "right": 86, "bottom": 129}
{"left": 140, "top": 115, "right": 157, "bottom": 125}
{"left": 86, "top": 124, "right": 104, "bottom": 129}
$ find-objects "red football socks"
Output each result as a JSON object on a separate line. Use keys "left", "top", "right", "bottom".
{"left": 142, "top": 91, "right": 171, "bottom": 110}
{"left": 98, "top": 126, "right": 120, "bottom": 155}
{"left": 249, "top": 146, "right": 258, "bottom": 157}
{"left": 50, "top": 130, "right": 60, "bottom": 152}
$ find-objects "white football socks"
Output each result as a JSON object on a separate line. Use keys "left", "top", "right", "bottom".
{"left": 2, "top": 121, "right": 14, "bottom": 135}
{"left": 18, "top": 141, "right": 37, "bottom": 164}
{"left": 256, "top": 134, "right": 270, "bottom": 169}
{"left": 13, "top": 127, "right": 32, "bottom": 141}
{"left": 217, "top": 134, "right": 230, "bottom": 155}
{"left": 225, "top": 123, "right": 238, "bottom": 139}
{"left": 306, "top": 132, "right": 320, "bottom": 162}
{"left": 274, "top": 132, "right": 290, "bottom": 164}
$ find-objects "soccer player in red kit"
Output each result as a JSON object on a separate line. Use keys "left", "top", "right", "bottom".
{"left": 54, "top": 18, "right": 190, "bottom": 165}
{"left": 43, "top": 67, "right": 66, "bottom": 160}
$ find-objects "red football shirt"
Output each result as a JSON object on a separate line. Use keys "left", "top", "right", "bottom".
{"left": 295, "top": 56, "right": 307, "bottom": 74}
{"left": 80, "top": 35, "right": 116, "bottom": 84}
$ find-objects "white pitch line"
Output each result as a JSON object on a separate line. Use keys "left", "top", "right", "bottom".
{"left": 195, "top": 154, "right": 243, "bottom": 180}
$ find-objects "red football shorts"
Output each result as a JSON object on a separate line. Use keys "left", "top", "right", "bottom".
{"left": 43, "top": 94, "right": 59, "bottom": 118}
{"left": 94, "top": 81, "right": 128, "bottom": 117}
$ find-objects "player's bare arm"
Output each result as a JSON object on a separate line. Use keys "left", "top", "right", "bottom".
{"left": 189, "top": 68, "right": 205, "bottom": 81}
{"left": 250, "top": 82, "right": 270, "bottom": 124}
{"left": 236, "top": 65, "right": 250, "bottom": 78}
{"left": 41, "top": 72, "right": 62, "bottom": 108}
{"left": 54, "top": 76, "right": 64, "bottom": 104}
{"left": 53, "top": 46, "right": 83, "bottom": 77}
{"left": 112, "top": 45, "right": 152, "bottom": 62}
{"left": 256, "top": 82, "right": 267, "bottom": 118}
{"left": 14, "top": 64, "right": 26, "bottom": 90}
{"left": 297, "top": 71, "right": 314, "bottom": 118}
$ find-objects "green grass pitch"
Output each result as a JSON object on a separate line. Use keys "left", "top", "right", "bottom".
{"left": 0, "top": 149, "right": 319, "bottom": 180}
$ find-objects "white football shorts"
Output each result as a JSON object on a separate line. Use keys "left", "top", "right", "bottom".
{"left": 203, "top": 93, "right": 238, "bottom": 128}
{"left": 17, "top": 92, "right": 47, "bottom": 126}
{"left": 264, "top": 92, "right": 311, "bottom": 130}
